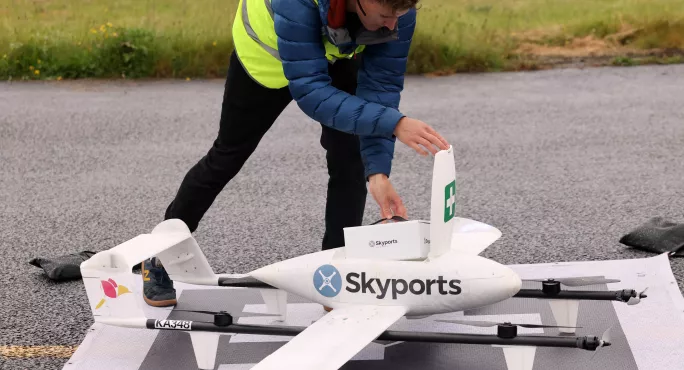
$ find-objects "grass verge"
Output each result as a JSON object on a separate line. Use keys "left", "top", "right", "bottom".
{"left": 1, "top": 0, "right": 683, "bottom": 80}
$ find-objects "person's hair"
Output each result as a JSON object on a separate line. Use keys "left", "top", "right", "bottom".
{"left": 378, "top": 0, "right": 420, "bottom": 12}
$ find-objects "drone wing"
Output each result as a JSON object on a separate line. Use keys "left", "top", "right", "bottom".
{"left": 251, "top": 304, "right": 407, "bottom": 370}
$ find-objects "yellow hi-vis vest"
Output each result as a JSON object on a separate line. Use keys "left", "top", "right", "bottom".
{"left": 232, "top": 0, "right": 366, "bottom": 89}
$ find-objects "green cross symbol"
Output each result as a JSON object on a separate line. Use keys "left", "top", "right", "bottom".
{"left": 444, "top": 180, "right": 456, "bottom": 223}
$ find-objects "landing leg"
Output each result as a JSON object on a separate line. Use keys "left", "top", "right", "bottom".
{"left": 189, "top": 332, "right": 221, "bottom": 370}
{"left": 492, "top": 345, "right": 537, "bottom": 370}
{"left": 260, "top": 289, "right": 288, "bottom": 321}
{"left": 548, "top": 299, "right": 580, "bottom": 334}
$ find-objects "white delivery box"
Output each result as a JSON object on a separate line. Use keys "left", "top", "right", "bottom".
{"left": 343, "top": 220, "right": 431, "bottom": 260}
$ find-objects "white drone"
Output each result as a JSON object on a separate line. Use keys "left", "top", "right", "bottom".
{"left": 80, "top": 146, "right": 647, "bottom": 370}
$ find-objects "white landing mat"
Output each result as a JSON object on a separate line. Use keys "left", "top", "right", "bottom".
{"left": 64, "top": 253, "right": 684, "bottom": 370}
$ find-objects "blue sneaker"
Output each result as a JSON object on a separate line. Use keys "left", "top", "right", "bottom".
{"left": 141, "top": 257, "right": 177, "bottom": 307}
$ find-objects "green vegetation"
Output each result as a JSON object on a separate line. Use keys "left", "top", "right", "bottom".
{"left": 2, "top": 0, "right": 683, "bottom": 80}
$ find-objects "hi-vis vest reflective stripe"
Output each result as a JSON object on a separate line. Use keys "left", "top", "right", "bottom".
{"left": 232, "top": 0, "right": 365, "bottom": 89}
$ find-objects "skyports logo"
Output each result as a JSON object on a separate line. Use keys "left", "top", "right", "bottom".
{"left": 347, "top": 273, "right": 462, "bottom": 300}
{"left": 313, "top": 264, "right": 342, "bottom": 298}
{"left": 313, "top": 265, "right": 462, "bottom": 300}
{"left": 368, "top": 239, "right": 398, "bottom": 248}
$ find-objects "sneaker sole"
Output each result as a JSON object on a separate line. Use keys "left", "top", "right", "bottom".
{"left": 143, "top": 295, "right": 177, "bottom": 307}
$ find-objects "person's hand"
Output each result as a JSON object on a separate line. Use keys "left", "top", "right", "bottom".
{"left": 368, "top": 174, "right": 407, "bottom": 220}
{"left": 394, "top": 117, "right": 450, "bottom": 156}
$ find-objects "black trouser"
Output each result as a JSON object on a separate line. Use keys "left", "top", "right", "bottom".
{"left": 164, "top": 51, "right": 367, "bottom": 250}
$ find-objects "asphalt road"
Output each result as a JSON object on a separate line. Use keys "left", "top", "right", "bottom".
{"left": 1, "top": 64, "right": 683, "bottom": 369}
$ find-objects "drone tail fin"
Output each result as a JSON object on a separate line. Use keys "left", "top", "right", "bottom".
{"left": 81, "top": 255, "right": 147, "bottom": 326}
{"left": 84, "top": 218, "right": 217, "bottom": 282}
{"left": 428, "top": 145, "right": 457, "bottom": 259}
{"left": 427, "top": 147, "right": 503, "bottom": 257}
{"left": 80, "top": 219, "right": 218, "bottom": 325}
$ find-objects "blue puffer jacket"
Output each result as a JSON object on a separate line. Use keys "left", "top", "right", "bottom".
{"left": 271, "top": 0, "right": 417, "bottom": 179}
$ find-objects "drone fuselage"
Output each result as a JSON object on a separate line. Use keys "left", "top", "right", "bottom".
{"left": 249, "top": 249, "right": 522, "bottom": 316}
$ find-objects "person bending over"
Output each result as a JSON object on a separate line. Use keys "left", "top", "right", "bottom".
{"left": 141, "top": 0, "right": 449, "bottom": 309}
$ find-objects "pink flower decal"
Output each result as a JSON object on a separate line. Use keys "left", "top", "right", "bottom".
{"left": 96, "top": 278, "right": 132, "bottom": 309}
{"left": 101, "top": 279, "right": 117, "bottom": 298}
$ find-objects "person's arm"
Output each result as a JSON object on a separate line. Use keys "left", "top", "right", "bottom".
{"left": 356, "top": 8, "right": 417, "bottom": 179}
{"left": 271, "top": 0, "right": 404, "bottom": 138}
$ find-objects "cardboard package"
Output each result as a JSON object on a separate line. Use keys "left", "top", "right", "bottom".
{"left": 343, "top": 220, "right": 430, "bottom": 260}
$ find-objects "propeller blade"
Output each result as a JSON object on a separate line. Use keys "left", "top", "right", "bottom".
{"left": 436, "top": 319, "right": 499, "bottom": 327}
{"left": 601, "top": 326, "right": 613, "bottom": 346}
{"left": 627, "top": 287, "right": 649, "bottom": 305}
{"left": 559, "top": 277, "right": 621, "bottom": 286}
{"left": 589, "top": 326, "right": 614, "bottom": 361}
{"left": 174, "top": 309, "right": 279, "bottom": 318}
{"left": 523, "top": 277, "right": 621, "bottom": 287}
{"left": 372, "top": 340, "right": 405, "bottom": 348}
{"left": 517, "top": 323, "right": 582, "bottom": 329}
{"left": 436, "top": 319, "right": 581, "bottom": 329}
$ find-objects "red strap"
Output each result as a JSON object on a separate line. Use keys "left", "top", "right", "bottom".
{"left": 327, "top": 0, "right": 346, "bottom": 28}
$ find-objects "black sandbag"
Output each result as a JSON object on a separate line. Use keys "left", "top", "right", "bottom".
{"left": 619, "top": 217, "right": 684, "bottom": 257}
{"left": 29, "top": 251, "right": 97, "bottom": 281}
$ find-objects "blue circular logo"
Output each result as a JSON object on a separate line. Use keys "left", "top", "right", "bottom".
{"left": 313, "top": 264, "right": 342, "bottom": 297}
